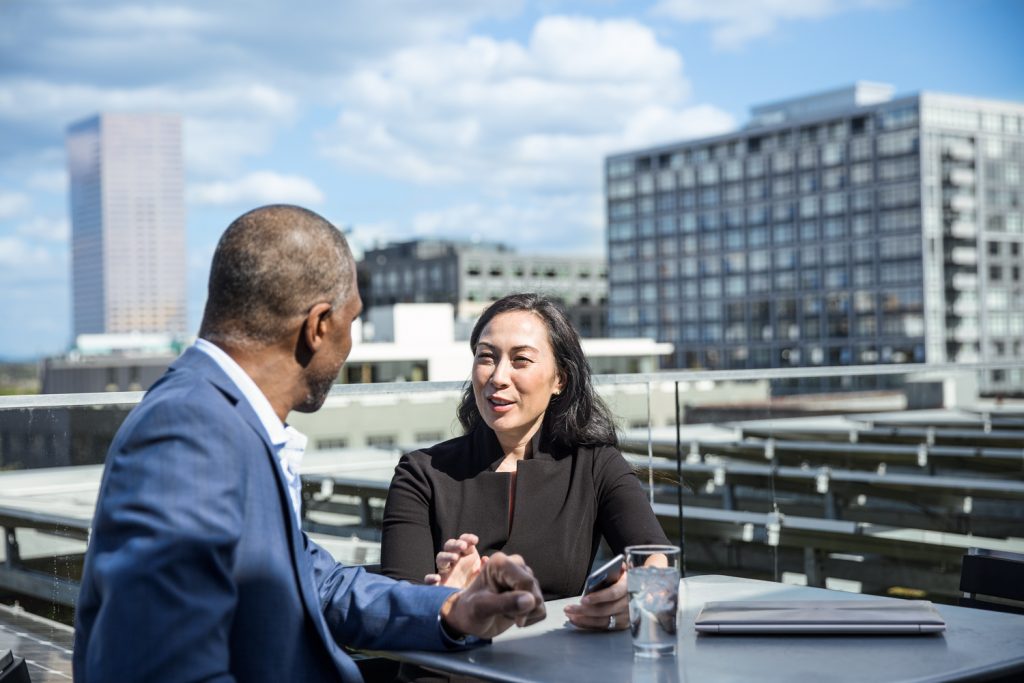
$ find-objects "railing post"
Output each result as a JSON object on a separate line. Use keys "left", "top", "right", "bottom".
{"left": 4, "top": 527, "right": 20, "bottom": 569}
{"left": 646, "top": 381, "right": 654, "bottom": 505}
{"left": 674, "top": 380, "right": 685, "bottom": 575}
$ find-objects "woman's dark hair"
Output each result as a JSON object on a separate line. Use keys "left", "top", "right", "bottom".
{"left": 456, "top": 293, "right": 618, "bottom": 451}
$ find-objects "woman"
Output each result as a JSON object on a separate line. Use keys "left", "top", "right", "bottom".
{"left": 381, "top": 293, "right": 668, "bottom": 631}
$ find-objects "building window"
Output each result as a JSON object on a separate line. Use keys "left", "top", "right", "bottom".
{"left": 823, "top": 193, "right": 846, "bottom": 216}
{"left": 823, "top": 218, "right": 846, "bottom": 239}
{"left": 799, "top": 146, "right": 818, "bottom": 168}
{"left": 847, "top": 137, "right": 872, "bottom": 161}
{"left": 772, "top": 177, "right": 794, "bottom": 197}
{"left": 822, "top": 168, "right": 845, "bottom": 189}
{"left": 366, "top": 434, "right": 397, "bottom": 448}
{"left": 851, "top": 163, "right": 872, "bottom": 185}
{"left": 800, "top": 196, "right": 819, "bottom": 219}
{"left": 723, "top": 159, "right": 743, "bottom": 181}
{"left": 824, "top": 244, "right": 847, "bottom": 265}
{"left": 749, "top": 250, "right": 770, "bottom": 272}
{"left": 851, "top": 190, "right": 874, "bottom": 213}
{"left": 853, "top": 240, "right": 874, "bottom": 261}
{"left": 747, "top": 156, "right": 765, "bottom": 177}
{"left": 877, "top": 130, "right": 918, "bottom": 156}
{"left": 725, "top": 276, "right": 746, "bottom": 297}
{"left": 747, "top": 204, "right": 767, "bottom": 224}
{"left": 316, "top": 437, "right": 349, "bottom": 450}
{"left": 799, "top": 172, "right": 818, "bottom": 194}
{"left": 699, "top": 165, "right": 719, "bottom": 185}
{"left": 773, "top": 151, "right": 794, "bottom": 173}
{"left": 608, "top": 159, "right": 635, "bottom": 178}
{"left": 773, "top": 223, "right": 795, "bottom": 244}
{"left": 821, "top": 142, "right": 844, "bottom": 166}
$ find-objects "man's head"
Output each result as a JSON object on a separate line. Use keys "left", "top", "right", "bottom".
{"left": 200, "top": 204, "right": 361, "bottom": 413}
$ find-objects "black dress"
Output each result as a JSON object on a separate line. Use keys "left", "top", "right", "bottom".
{"left": 381, "top": 426, "right": 669, "bottom": 599}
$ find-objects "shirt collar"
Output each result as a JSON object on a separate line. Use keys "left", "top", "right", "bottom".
{"left": 194, "top": 338, "right": 289, "bottom": 448}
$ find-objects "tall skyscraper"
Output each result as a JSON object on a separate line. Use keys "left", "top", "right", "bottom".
{"left": 605, "top": 83, "right": 1024, "bottom": 394}
{"left": 66, "top": 113, "right": 186, "bottom": 339}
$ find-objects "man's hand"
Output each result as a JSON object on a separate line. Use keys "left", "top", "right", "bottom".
{"left": 425, "top": 533, "right": 484, "bottom": 589}
{"left": 440, "top": 552, "right": 546, "bottom": 639}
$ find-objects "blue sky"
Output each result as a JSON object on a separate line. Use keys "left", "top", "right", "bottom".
{"left": 1, "top": 0, "right": 1022, "bottom": 360}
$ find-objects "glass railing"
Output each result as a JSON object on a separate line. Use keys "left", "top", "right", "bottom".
{"left": 1, "top": 360, "right": 1022, "bottom": 627}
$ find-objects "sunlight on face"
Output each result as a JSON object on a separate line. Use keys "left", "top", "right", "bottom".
{"left": 471, "top": 310, "right": 564, "bottom": 449}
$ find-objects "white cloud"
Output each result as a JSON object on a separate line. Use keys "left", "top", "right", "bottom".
{"left": 27, "top": 169, "right": 68, "bottom": 193}
{"left": 345, "top": 220, "right": 404, "bottom": 259}
{"left": 16, "top": 216, "right": 70, "bottom": 242}
{"left": 322, "top": 15, "right": 734, "bottom": 191}
{"left": 652, "top": 0, "right": 900, "bottom": 50}
{"left": 344, "top": 195, "right": 606, "bottom": 258}
{"left": 55, "top": 4, "right": 213, "bottom": 32}
{"left": 0, "top": 191, "right": 30, "bottom": 219}
{"left": 0, "top": 236, "right": 58, "bottom": 269}
{"left": 184, "top": 117, "right": 282, "bottom": 176}
{"left": 188, "top": 171, "right": 325, "bottom": 207}
{"left": 0, "top": 79, "right": 296, "bottom": 128}
{"left": 358, "top": 193, "right": 606, "bottom": 254}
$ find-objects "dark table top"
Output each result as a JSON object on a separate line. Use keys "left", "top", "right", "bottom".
{"left": 376, "top": 574, "right": 1024, "bottom": 683}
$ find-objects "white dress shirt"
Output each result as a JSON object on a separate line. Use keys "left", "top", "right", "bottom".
{"left": 194, "top": 339, "right": 305, "bottom": 524}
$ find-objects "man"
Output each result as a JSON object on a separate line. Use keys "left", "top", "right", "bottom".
{"left": 74, "top": 205, "right": 545, "bottom": 682}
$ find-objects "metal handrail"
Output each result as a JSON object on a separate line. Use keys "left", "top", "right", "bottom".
{"left": 2, "top": 360, "right": 1022, "bottom": 410}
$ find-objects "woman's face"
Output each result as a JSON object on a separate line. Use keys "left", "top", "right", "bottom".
{"left": 472, "top": 310, "right": 564, "bottom": 445}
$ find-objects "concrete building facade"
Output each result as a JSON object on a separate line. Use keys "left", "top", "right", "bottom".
{"left": 66, "top": 113, "right": 187, "bottom": 339}
{"left": 359, "top": 239, "right": 608, "bottom": 337}
{"left": 605, "top": 84, "right": 1024, "bottom": 393}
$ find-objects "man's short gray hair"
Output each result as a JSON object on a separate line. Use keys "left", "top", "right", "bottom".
{"left": 199, "top": 204, "right": 354, "bottom": 347}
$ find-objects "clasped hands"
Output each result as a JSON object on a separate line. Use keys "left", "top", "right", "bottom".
{"left": 438, "top": 536, "right": 546, "bottom": 639}
{"left": 432, "top": 533, "right": 629, "bottom": 633}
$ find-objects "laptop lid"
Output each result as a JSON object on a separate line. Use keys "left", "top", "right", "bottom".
{"left": 694, "top": 600, "right": 946, "bottom": 634}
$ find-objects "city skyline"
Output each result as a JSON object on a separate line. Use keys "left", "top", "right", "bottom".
{"left": 1, "top": 0, "right": 1023, "bottom": 359}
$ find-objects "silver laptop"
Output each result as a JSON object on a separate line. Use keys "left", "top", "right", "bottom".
{"left": 694, "top": 600, "right": 946, "bottom": 634}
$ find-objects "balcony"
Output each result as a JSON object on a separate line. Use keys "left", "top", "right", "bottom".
{"left": 946, "top": 220, "right": 977, "bottom": 239}
{"left": 947, "top": 246, "right": 978, "bottom": 266}
{"left": 948, "top": 272, "right": 978, "bottom": 291}
{"left": 945, "top": 167, "right": 976, "bottom": 186}
{"left": 945, "top": 194, "right": 977, "bottom": 212}
{"left": 1, "top": 361, "right": 1023, "bottom": 680}
{"left": 947, "top": 325, "right": 980, "bottom": 343}
{"left": 942, "top": 142, "right": 975, "bottom": 161}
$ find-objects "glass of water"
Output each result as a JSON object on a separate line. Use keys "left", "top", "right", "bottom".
{"left": 625, "top": 544, "right": 681, "bottom": 658}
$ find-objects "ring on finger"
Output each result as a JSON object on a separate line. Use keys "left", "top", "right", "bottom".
{"left": 607, "top": 615, "right": 617, "bottom": 630}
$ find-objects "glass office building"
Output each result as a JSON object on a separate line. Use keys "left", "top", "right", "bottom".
{"left": 66, "top": 113, "right": 187, "bottom": 339}
{"left": 605, "top": 84, "right": 1024, "bottom": 393}
{"left": 360, "top": 239, "right": 608, "bottom": 337}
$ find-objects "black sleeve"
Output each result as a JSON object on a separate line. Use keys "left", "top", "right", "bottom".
{"left": 593, "top": 446, "right": 670, "bottom": 555}
{"left": 380, "top": 452, "right": 437, "bottom": 583}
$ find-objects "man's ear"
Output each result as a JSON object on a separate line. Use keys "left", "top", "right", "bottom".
{"left": 301, "top": 302, "right": 333, "bottom": 353}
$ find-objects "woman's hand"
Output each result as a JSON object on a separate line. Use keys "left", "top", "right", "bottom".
{"left": 425, "top": 533, "right": 485, "bottom": 589}
{"left": 562, "top": 561, "right": 629, "bottom": 631}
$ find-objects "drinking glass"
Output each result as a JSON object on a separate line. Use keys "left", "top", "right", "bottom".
{"left": 625, "top": 544, "right": 681, "bottom": 658}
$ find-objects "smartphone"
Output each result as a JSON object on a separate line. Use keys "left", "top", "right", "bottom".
{"left": 582, "top": 553, "right": 625, "bottom": 596}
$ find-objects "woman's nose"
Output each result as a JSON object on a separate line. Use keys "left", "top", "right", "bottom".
{"left": 489, "top": 358, "right": 511, "bottom": 387}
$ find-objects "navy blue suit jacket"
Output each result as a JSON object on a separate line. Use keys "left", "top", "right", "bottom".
{"left": 74, "top": 347, "right": 456, "bottom": 682}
